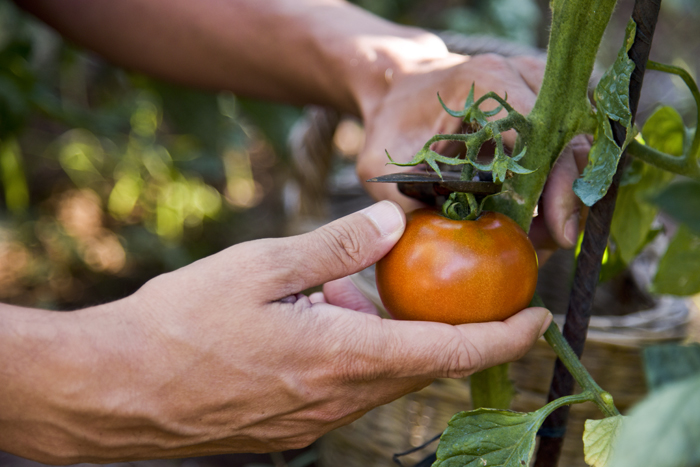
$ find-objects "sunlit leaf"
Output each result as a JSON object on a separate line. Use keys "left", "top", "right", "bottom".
{"left": 583, "top": 416, "right": 625, "bottom": 467}
{"left": 574, "top": 19, "right": 636, "bottom": 207}
{"left": 609, "top": 374, "right": 700, "bottom": 467}
{"left": 652, "top": 225, "right": 700, "bottom": 296}
{"left": 653, "top": 180, "right": 700, "bottom": 235}
{"left": 642, "top": 106, "right": 686, "bottom": 156}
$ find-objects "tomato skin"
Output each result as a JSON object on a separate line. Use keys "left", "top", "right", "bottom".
{"left": 375, "top": 209, "right": 538, "bottom": 325}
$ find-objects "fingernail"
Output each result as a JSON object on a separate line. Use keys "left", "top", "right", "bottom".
{"left": 362, "top": 201, "right": 405, "bottom": 237}
{"left": 564, "top": 213, "right": 579, "bottom": 247}
{"left": 539, "top": 311, "right": 553, "bottom": 338}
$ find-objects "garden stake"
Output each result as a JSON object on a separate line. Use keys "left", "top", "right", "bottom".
{"left": 534, "top": 1, "right": 662, "bottom": 466}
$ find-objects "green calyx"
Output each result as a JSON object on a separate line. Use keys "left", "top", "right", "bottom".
{"left": 442, "top": 192, "right": 479, "bottom": 220}
{"left": 385, "top": 83, "right": 532, "bottom": 184}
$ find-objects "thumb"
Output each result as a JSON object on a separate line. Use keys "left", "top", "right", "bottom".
{"left": 262, "top": 201, "right": 405, "bottom": 300}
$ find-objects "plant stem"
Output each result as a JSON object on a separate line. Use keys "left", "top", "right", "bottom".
{"left": 469, "top": 364, "right": 514, "bottom": 410}
{"left": 627, "top": 139, "right": 700, "bottom": 179}
{"left": 543, "top": 324, "right": 619, "bottom": 417}
{"left": 488, "top": 0, "right": 619, "bottom": 230}
{"left": 536, "top": 2, "right": 661, "bottom": 466}
{"left": 646, "top": 60, "right": 700, "bottom": 160}
{"left": 540, "top": 390, "right": 599, "bottom": 415}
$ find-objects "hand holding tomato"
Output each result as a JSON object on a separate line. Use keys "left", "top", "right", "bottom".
{"left": 1, "top": 201, "right": 551, "bottom": 463}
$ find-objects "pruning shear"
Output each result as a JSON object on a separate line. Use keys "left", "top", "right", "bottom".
{"left": 366, "top": 172, "right": 500, "bottom": 205}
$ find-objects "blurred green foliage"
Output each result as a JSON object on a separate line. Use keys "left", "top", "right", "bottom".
{"left": 0, "top": 0, "right": 296, "bottom": 309}
{"left": 1, "top": 0, "right": 698, "bottom": 311}
{"left": 349, "top": 0, "right": 541, "bottom": 46}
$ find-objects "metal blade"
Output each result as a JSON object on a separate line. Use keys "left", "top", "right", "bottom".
{"left": 367, "top": 172, "right": 500, "bottom": 204}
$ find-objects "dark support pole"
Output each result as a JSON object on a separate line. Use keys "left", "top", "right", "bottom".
{"left": 533, "top": 1, "right": 661, "bottom": 466}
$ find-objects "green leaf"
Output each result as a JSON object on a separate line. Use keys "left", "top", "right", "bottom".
{"left": 610, "top": 162, "right": 673, "bottom": 263}
{"left": 642, "top": 106, "right": 686, "bottom": 157}
{"left": 583, "top": 416, "right": 625, "bottom": 467}
{"left": 434, "top": 408, "right": 542, "bottom": 467}
{"left": 434, "top": 393, "right": 585, "bottom": 467}
{"left": 574, "top": 19, "right": 636, "bottom": 207}
{"left": 609, "top": 374, "right": 700, "bottom": 467}
{"left": 652, "top": 224, "right": 700, "bottom": 296}
{"left": 643, "top": 343, "right": 700, "bottom": 393}
{"left": 653, "top": 180, "right": 700, "bottom": 235}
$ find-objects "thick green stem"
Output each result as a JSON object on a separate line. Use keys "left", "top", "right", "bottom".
{"left": 488, "top": 0, "right": 619, "bottom": 231}
{"left": 469, "top": 364, "right": 514, "bottom": 409}
{"left": 543, "top": 323, "right": 619, "bottom": 417}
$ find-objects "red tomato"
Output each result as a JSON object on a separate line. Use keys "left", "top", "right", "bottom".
{"left": 375, "top": 209, "right": 538, "bottom": 324}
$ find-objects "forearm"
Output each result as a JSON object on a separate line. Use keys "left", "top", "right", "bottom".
{"left": 0, "top": 300, "right": 151, "bottom": 464}
{"left": 15, "top": 0, "right": 449, "bottom": 116}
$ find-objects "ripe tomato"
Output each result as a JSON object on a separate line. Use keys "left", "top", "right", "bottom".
{"left": 375, "top": 208, "right": 538, "bottom": 325}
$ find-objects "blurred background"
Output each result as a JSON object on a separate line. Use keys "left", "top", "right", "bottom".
{"left": 0, "top": 0, "right": 698, "bottom": 466}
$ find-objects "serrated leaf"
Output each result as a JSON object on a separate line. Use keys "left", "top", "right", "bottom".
{"left": 583, "top": 416, "right": 625, "bottom": 467}
{"left": 653, "top": 180, "right": 700, "bottom": 235}
{"left": 610, "top": 162, "right": 673, "bottom": 263}
{"left": 574, "top": 19, "right": 636, "bottom": 207}
{"left": 434, "top": 408, "right": 543, "bottom": 467}
{"left": 609, "top": 374, "right": 700, "bottom": 467}
{"left": 642, "top": 106, "right": 686, "bottom": 156}
{"left": 652, "top": 224, "right": 700, "bottom": 296}
{"left": 643, "top": 343, "right": 700, "bottom": 393}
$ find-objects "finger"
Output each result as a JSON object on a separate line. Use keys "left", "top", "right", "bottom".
{"left": 309, "top": 292, "right": 327, "bottom": 304}
{"left": 256, "top": 201, "right": 405, "bottom": 300}
{"left": 372, "top": 307, "right": 553, "bottom": 380}
{"left": 321, "top": 277, "right": 379, "bottom": 316}
{"left": 540, "top": 139, "right": 588, "bottom": 249}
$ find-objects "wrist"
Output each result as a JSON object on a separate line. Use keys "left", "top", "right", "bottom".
{"left": 304, "top": 2, "right": 451, "bottom": 117}
{"left": 341, "top": 29, "right": 453, "bottom": 119}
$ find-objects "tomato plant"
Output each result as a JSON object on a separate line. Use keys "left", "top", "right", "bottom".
{"left": 382, "top": 0, "right": 700, "bottom": 466}
{"left": 376, "top": 209, "right": 537, "bottom": 325}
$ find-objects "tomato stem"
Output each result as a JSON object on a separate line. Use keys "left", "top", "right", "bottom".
{"left": 543, "top": 323, "right": 620, "bottom": 418}
{"left": 441, "top": 192, "right": 480, "bottom": 220}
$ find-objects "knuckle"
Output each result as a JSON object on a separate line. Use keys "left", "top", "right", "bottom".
{"left": 443, "top": 332, "right": 482, "bottom": 378}
{"left": 331, "top": 317, "right": 387, "bottom": 383}
{"left": 473, "top": 53, "right": 512, "bottom": 73}
{"left": 515, "top": 55, "right": 545, "bottom": 71}
{"left": 316, "top": 223, "right": 365, "bottom": 270}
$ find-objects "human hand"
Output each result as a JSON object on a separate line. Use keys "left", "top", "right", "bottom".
{"left": 11, "top": 201, "right": 551, "bottom": 463}
{"left": 356, "top": 52, "right": 589, "bottom": 262}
